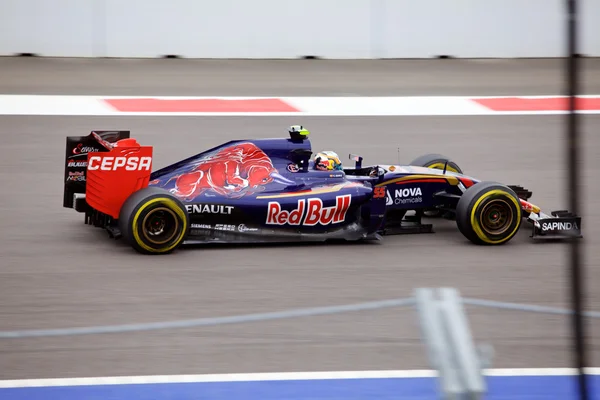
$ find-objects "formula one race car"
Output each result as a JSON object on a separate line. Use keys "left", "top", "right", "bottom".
{"left": 62, "top": 127, "right": 582, "bottom": 254}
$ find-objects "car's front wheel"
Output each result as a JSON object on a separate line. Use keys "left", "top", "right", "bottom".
{"left": 455, "top": 181, "right": 522, "bottom": 245}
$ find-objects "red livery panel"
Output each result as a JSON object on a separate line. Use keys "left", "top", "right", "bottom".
{"left": 168, "top": 142, "right": 277, "bottom": 200}
{"left": 86, "top": 140, "right": 153, "bottom": 219}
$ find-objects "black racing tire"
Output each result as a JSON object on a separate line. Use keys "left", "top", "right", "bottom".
{"left": 455, "top": 181, "right": 522, "bottom": 245}
{"left": 409, "top": 153, "right": 463, "bottom": 217}
{"left": 409, "top": 153, "right": 463, "bottom": 174}
{"left": 118, "top": 187, "right": 190, "bottom": 255}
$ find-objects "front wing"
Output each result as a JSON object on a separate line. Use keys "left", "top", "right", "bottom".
{"left": 528, "top": 210, "right": 583, "bottom": 240}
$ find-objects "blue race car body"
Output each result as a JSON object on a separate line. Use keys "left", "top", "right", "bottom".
{"left": 62, "top": 127, "right": 582, "bottom": 254}
{"left": 146, "top": 134, "right": 387, "bottom": 243}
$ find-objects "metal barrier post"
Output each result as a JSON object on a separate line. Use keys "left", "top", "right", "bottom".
{"left": 414, "top": 288, "right": 488, "bottom": 400}
{"left": 415, "top": 288, "right": 463, "bottom": 399}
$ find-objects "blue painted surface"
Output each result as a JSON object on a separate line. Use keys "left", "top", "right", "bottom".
{"left": 2, "top": 375, "right": 599, "bottom": 400}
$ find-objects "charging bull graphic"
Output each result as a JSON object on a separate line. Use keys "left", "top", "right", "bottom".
{"left": 163, "top": 142, "right": 289, "bottom": 201}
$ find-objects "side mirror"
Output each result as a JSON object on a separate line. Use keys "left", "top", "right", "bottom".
{"left": 349, "top": 153, "right": 363, "bottom": 169}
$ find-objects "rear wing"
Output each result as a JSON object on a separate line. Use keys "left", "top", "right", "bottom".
{"left": 63, "top": 130, "right": 153, "bottom": 219}
{"left": 64, "top": 131, "right": 130, "bottom": 208}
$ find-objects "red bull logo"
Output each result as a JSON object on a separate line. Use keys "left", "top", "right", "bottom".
{"left": 266, "top": 195, "right": 351, "bottom": 226}
{"left": 167, "top": 142, "right": 278, "bottom": 200}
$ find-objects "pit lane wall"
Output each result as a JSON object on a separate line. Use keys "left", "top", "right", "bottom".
{"left": 2, "top": 0, "right": 600, "bottom": 58}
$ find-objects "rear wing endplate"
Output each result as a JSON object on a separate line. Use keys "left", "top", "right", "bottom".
{"left": 63, "top": 130, "right": 130, "bottom": 209}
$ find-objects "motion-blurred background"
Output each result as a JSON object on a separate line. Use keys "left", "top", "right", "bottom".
{"left": 1, "top": 1, "right": 600, "bottom": 399}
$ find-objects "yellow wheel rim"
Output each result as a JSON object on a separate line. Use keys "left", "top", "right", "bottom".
{"left": 470, "top": 189, "right": 521, "bottom": 244}
{"left": 141, "top": 206, "right": 179, "bottom": 245}
{"left": 478, "top": 199, "right": 513, "bottom": 236}
{"left": 132, "top": 197, "right": 187, "bottom": 253}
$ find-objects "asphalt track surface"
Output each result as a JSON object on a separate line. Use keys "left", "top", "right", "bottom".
{"left": 2, "top": 57, "right": 600, "bottom": 96}
{"left": 1, "top": 58, "right": 600, "bottom": 380}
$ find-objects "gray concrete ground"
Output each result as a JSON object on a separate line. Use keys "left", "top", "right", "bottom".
{"left": 0, "top": 59, "right": 599, "bottom": 380}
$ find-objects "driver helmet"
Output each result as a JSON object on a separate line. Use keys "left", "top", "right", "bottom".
{"left": 314, "top": 151, "right": 342, "bottom": 171}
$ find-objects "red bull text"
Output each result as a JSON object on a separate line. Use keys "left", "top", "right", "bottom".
{"left": 266, "top": 195, "right": 351, "bottom": 226}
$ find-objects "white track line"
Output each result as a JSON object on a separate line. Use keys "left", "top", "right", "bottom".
{"left": 0, "top": 95, "right": 599, "bottom": 116}
{"left": 1, "top": 368, "right": 600, "bottom": 388}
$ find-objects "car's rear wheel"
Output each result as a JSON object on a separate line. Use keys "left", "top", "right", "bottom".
{"left": 455, "top": 181, "right": 522, "bottom": 245}
{"left": 119, "top": 187, "right": 190, "bottom": 254}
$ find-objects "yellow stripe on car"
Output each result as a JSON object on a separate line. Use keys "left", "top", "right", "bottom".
{"left": 376, "top": 174, "right": 459, "bottom": 187}
{"left": 256, "top": 182, "right": 355, "bottom": 199}
{"left": 132, "top": 197, "right": 187, "bottom": 253}
{"left": 470, "top": 189, "right": 521, "bottom": 244}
